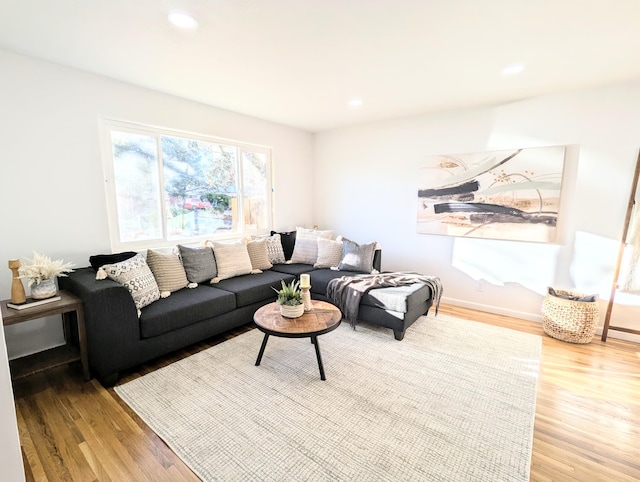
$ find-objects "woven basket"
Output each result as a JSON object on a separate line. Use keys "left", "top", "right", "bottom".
{"left": 541, "top": 289, "right": 599, "bottom": 344}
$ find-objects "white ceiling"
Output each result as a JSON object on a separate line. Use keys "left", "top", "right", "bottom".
{"left": 2, "top": 0, "right": 640, "bottom": 132}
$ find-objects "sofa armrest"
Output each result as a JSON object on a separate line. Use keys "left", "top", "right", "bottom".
{"left": 59, "top": 267, "right": 140, "bottom": 381}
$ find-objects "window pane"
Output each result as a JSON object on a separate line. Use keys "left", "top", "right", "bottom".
{"left": 242, "top": 150, "right": 268, "bottom": 230}
{"left": 162, "top": 136, "right": 238, "bottom": 239}
{"left": 111, "top": 131, "right": 162, "bottom": 242}
{"left": 104, "top": 121, "right": 272, "bottom": 250}
{"left": 205, "top": 143, "right": 238, "bottom": 234}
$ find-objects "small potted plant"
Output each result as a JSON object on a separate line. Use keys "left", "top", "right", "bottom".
{"left": 273, "top": 279, "right": 304, "bottom": 318}
{"left": 19, "top": 252, "right": 74, "bottom": 300}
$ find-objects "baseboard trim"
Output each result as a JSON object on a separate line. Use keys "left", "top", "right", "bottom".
{"left": 442, "top": 296, "right": 542, "bottom": 323}
{"left": 594, "top": 327, "right": 640, "bottom": 343}
{"left": 442, "top": 297, "right": 640, "bottom": 343}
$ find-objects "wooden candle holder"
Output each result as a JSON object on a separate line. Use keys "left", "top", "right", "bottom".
{"left": 8, "top": 259, "right": 27, "bottom": 304}
{"left": 301, "top": 286, "right": 313, "bottom": 311}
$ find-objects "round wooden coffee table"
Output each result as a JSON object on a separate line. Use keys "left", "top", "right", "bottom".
{"left": 253, "top": 300, "right": 342, "bottom": 380}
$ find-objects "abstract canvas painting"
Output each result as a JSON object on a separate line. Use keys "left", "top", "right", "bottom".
{"left": 417, "top": 146, "right": 566, "bottom": 243}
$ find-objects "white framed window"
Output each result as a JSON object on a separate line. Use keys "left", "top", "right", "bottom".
{"left": 100, "top": 119, "right": 272, "bottom": 251}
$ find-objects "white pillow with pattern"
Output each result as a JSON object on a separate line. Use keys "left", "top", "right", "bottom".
{"left": 96, "top": 253, "right": 160, "bottom": 314}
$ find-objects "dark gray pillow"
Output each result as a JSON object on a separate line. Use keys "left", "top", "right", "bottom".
{"left": 271, "top": 230, "right": 296, "bottom": 261}
{"left": 338, "top": 238, "right": 377, "bottom": 273}
{"left": 177, "top": 245, "right": 217, "bottom": 283}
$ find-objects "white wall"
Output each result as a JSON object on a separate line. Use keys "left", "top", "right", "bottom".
{"left": 0, "top": 49, "right": 315, "bottom": 357}
{"left": 315, "top": 81, "right": 640, "bottom": 341}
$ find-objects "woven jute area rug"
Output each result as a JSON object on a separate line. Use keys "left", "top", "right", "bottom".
{"left": 115, "top": 314, "right": 541, "bottom": 481}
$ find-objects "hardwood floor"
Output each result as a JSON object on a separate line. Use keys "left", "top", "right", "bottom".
{"left": 11, "top": 304, "right": 640, "bottom": 481}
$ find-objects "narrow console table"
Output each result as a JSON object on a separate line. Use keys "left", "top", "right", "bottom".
{"left": 1, "top": 290, "right": 90, "bottom": 381}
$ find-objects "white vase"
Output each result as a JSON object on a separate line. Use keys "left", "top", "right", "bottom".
{"left": 280, "top": 303, "right": 304, "bottom": 318}
{"left": 31, "top": 278, "right": 57, "bottom": 300}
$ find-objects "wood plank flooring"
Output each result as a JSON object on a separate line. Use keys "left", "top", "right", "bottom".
{"left": 11, "top": 304, "right": 640, "bottom": 481}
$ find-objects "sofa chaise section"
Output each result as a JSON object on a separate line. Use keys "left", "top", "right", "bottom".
{"left": 308, "top": 268, "right": 434, "bottom": 341}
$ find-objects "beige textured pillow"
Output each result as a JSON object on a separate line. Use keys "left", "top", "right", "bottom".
{"left": 146, "top": 250, "right": 190, "bottom": 297}
{"left": 207, "top": 240, "right": 254, "bottom": 282}
{"left": 290, "top": 227, "right": 334, "bottom": 265}
{"left": 246, "top": 238, "right": 273, "bottom": 271}
{"left": 314, "top": 238, "right": 343, "bottom": 269}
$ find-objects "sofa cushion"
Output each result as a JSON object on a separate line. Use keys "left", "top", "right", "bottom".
{"left": 308, "top": 268, "right": 365, "bottom": 296}
{"left": 98, "top": 253, "right": 160, "bottom": 311}
{"left": 259, "top": 233, "right": 286, "bottom": 264}
{"left": 89, "top": 251, "right": 137, "bottom": 272}
{"left": 139, "top": 285, "right": 236, "bottom": 338}
{"left": 207, "top": 240, "right": 253, "bottom": 281}
{"left": 270, "top": 263, "right": 316, "bottom": 277}
{"left": 338, "top": 237, "right": 377, "bottom": 273}
{"left": 214, "top": 270, "right": 295, "bottom": 308}
{"left": 178, "top": 245, "right": 217, "bottom": 283}
{"left": 246, "top": 237, "right": 273, "bottom": 271}
{"left": 271, "top": 230, "right": 296, "bottom": 261}
{"left": 290, "top": 227, "right": 333, "bottom": 265}
{"left": 361, "top": 283, "right": 431, "bottom": 314}
{"left": 146, "top": 249, "right": 189, "bottom": 296}
{"left": 314, "top": 238, "right": 343, "bottom": 269}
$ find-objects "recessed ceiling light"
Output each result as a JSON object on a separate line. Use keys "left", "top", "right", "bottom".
{"left": 347, "top": 97, "right": 363, "bottom": 108}
{"left": 168, "top": 11, "right": 198, "bottom": 29}
{"left": 502, "top": 63, "right": 525, "bottom": 76}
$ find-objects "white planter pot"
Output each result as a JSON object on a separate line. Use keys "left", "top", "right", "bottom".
{"left": 31, "top": 278, "right": 57, "bottom": 300}
{"left": 280, "top": 303, "right": 304, "bottom": 318}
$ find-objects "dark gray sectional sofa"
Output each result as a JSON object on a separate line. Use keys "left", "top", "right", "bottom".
{"left": 61, "top": 250, "right": 435, "bottom": 386}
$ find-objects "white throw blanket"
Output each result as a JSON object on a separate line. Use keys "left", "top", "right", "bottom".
{"left": 327, "top": 272, "right": 443, "bottom": 328}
